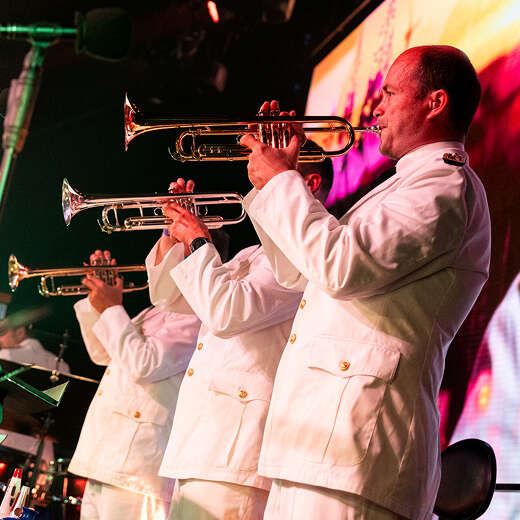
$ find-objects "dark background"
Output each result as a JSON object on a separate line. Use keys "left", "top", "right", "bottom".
{"left": 0, "top": 0, "right": 381, "bottom": 381}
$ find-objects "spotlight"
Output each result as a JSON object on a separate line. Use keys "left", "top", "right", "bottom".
{"left": 207, "top": 1, "right": 220, "bottom": 23}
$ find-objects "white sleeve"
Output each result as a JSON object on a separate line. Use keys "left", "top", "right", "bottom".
{"left": 246, "top": 168, "right": 467, "bottom": 299}
{"left": 145, "top": 240, "right": 195, "bottom": 314}
{"left": 73, "top": 298, "right": 111, "bottom": 366}
{"left": 243, "top": 188, "right": 308, "bottom": 292}
{"left": 92, "top": 306, "right": 200, "bottom": 384}
{"left": 170, "top": 244, "right": 302, "bottom": 338}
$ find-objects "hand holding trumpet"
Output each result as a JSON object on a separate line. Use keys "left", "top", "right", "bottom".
{"left": 163, "top": 178, "right": 211, "bottom": 246}
{"left": 82, "top": 250, "right": 123, "bottom": 314}
{"left": 240, "top": 100, "right": 305, "bottom": 190}
{"left": 154, "top": 178, "right": 212, "bottom": 265}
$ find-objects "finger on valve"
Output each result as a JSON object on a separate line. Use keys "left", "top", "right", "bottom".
{"left": 257, "top": 100, "right": 270, "bottom": 144}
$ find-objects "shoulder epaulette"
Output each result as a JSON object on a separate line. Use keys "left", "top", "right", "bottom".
{"left": 442, "top": 152, "right": 466, "bottom": 166}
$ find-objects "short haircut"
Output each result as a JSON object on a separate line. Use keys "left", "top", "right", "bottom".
{"left": 414, "top": 46, "right": 481, "bottom": 135}
{"left": 298, "top": 141, "right": 334, "bottom": 202}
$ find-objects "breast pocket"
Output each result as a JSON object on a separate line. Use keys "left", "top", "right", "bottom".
{"left": 207, "top": 371, "right": 272, "bottom": 471}
{"left": 301, "top": 338, "right": 400, "bottom": 467}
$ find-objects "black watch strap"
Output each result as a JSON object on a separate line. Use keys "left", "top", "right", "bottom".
{"left": 189, "top": 237, "right": 211, "bottom": 254}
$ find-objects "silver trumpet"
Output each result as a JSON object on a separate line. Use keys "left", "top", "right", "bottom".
{"left": 62, "top": 178, "right": 246, "bottom": 233}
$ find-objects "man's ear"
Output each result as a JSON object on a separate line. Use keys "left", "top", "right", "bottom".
{"left": 303, "top": 173, "right": 322, "bottom": 194}
{"left": 426, "top": 89, "right": 449, "bottom": 120}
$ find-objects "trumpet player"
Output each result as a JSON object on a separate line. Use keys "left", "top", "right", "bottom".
{"left": 240, "top": 46, "right": 490, "bottom": 519}
{"left": 145, "top": 164, "right": 332, "bottom": 520}
{"left": 68, "top": 249, "right": 201, "bottom": 520}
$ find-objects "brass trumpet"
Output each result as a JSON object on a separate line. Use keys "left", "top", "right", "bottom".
{"left": 124, "top": 94, "right": 380, "bottom": 162}
{"left": 8, "top": 254, "right": 148, "bottom": 297}
{"left": 62, "top": 178, "right": 246, "bottom": 233}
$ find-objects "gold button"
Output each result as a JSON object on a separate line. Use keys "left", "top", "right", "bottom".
{"left": 105, "top": 368, "right": 110, "bottom": 375}
{"left": 187, "top": 368, "right": 194, "bottom": 376}
{"left": 299, "top": 299, "right": 306, "bottom": 309}
{"left": 197, "top": 343, "right": 203, "bottom": 351}
{"left": 289, "top": 333, "right": 296, "bottom": 344}
{"left": 97, "top": 390, "right": 103, "bottom": 396}
{"left": 238, "top": 389, "right": 248, "bottom": 399}
{"left": 339, "top": 361, "right": 350, "bottom": 371}
{"left": 133, "top": 411, "right": 141, "bottom": 419}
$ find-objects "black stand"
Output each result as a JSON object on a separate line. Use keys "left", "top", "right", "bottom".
{"left": 0, "top": 42, "right": 48, "bottom": 222}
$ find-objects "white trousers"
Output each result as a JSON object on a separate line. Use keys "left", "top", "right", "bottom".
{"left": 169, "top": 479, "right": 269, "bottom": 520}
{"left": 264, "top": 479, "right": 409, "bottom": 520}
{"left": 80, "top": 479, "right": 169, "bottom": 520}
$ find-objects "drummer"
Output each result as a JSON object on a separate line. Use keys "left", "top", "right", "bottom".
{"left": 0, "top": 304, "right": 70, "bottom": 372}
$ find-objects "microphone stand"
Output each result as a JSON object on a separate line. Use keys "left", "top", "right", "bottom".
{"left": 0, "top": 40, "right": 49, "bottom": 222}
{"left": 50, "top": 329, "right": 69, "bottom": 383}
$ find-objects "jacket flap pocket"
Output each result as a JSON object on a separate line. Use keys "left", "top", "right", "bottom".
{"left": 113, "top": 401, "right": 170, "bottom": 425}
{"left": 208, "top": 370, "right": 272, "bottom": 403}
{"left": 307, "top": 338, "right": 400, "bottom": 381}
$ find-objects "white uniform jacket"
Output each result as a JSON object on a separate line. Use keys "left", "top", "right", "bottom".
{"left": 146, "top": 243, "right": 302, "bottom": 490}
{"left": 243, "top": 142, "right": 491, "bottom": 520}
{"left": 68, "top": 299, "right": 200, "bottom": 501}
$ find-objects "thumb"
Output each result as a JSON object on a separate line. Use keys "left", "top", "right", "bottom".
{"left": 287, "top": 134, "right": 302, "bottom": 158}
{"left": 115, "top": 277, "right": 124, "bottom": 290}
{"left": 239, "top": 133, "right": 261, "bottom": 150}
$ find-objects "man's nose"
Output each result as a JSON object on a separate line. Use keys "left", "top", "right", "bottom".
{"left": 373, "top": 101, "right": 383, "bottom": 118}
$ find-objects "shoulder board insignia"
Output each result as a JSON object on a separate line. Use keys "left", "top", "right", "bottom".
{"left": 443, "top": 152, "right": 466, "bottom": 166}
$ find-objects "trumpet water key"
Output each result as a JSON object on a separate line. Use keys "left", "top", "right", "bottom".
{"left": 8, "top": 255, "right": 148, "bottom": 296}
{"left": 124, "top": 94, "right": 381, "bottom": 162}
{"left": 62, "top": 178, "right": 246, "bottom": 233}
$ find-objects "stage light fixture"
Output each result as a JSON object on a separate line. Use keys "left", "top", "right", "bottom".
{"left": 207, "top": 1, "right": 220, "bottom": 23}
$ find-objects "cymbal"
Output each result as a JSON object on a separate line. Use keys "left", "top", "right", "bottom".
{"left": 30, "top": 328, "right": 82, "bottom": 346}
{"left": 0, "top": 306, "right": 51, "bottom": 335}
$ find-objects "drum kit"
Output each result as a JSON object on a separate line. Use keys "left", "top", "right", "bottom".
{"left": 0, "top": 308, "right": 98, "bottom": 519}
{"left": 0, "top": 355, "right": 97, "bottom": 520}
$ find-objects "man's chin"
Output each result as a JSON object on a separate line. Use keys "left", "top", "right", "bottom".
{"left": 378, "top": 139, "right": 399, "bottom": 161}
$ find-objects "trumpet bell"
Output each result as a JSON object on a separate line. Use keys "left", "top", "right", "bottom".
{"left": 124, "top": 94, "right": 137, "bottom": 151}
{"left": 8, "top": 254, "right": 27, "bottom": 291}
{"left": 62, "top": 178, "right": 84, "bottom": 226}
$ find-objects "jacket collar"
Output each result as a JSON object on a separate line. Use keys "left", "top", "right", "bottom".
{"left": 395, "top": 141, "right": 465, "bottom": 177}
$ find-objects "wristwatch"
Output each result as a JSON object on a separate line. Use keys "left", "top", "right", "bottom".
{"left": 189, "top": 237, "right": 211, "bottom": 254}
